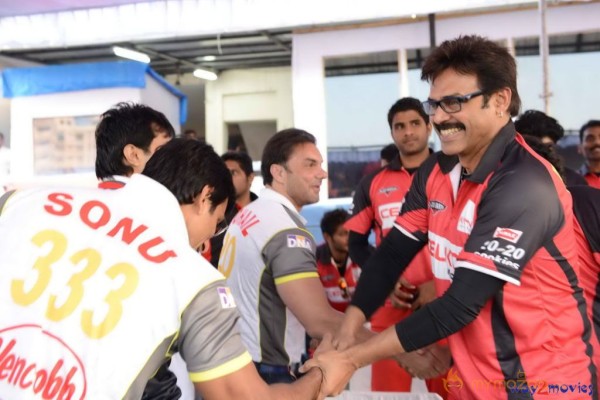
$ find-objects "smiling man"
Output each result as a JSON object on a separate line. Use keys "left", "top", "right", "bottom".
{"left": 307, "top": 35, "right": 597, "bottom": 400}
{"left": 579, "top": 120, "right": 600, "bottom": 189}
{"left": 219, "top": 129, "right": 355, "bottom": 384}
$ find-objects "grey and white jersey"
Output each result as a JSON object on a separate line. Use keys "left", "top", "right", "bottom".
{"left": 219, "top": 188, "right": 319, "bottom": 365}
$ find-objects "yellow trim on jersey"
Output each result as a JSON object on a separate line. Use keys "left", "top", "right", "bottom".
{"left": 274, "top": 271, "right": 319, "bottom": 285}
{"left": 0, "top": 190, "right": 16, "bottom": 216}
{"left": 189, "top": 351, "right": 252, "bottom": 382}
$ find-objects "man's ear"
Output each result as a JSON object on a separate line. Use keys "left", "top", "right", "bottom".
{"left": 123, "top": 144, "right": 144, "bottom": 169}
{"left": 196, "top": 185, "right": 214, "bottom": 213}
{"left": 493, "top": 87, "right": 512, "bottom": 115}
{"left": 270, "top": 164, "right": 285, "bottom": 184}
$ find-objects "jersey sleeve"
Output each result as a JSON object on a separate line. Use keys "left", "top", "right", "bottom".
{"left": 345, "top": 172, "right": 375, "bottom": 235}
{"left": 393, "top": 155, "right": 437, "bottom": 242}
{"left": 457, "top": 165, "right": 565, "bottom": 285}
{"left": 262, "top": 228, "right": 319, "bottom": 284}
{"left": 570, "top": 185, "right": 600, "bottom": 258}
{"left": 179, "top": 280, "right": 252, "bottom": 382}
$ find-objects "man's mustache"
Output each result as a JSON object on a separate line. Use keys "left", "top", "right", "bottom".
{"left": 434, "top": 123, "right": 466, "bottom": 132}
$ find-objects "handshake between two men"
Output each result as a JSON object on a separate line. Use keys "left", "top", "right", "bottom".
{"left": 301, "top": 279, "right": 452, "bottom": 399}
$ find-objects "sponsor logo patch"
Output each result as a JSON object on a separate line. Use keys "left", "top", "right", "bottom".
{"left": 217, "top": 287, "right": 237, "bottom": 309}
{"left": 378, "top": 201, "right": 404, "bottom": 229}
{"left": 379, "top": 186, "right": 398, "bottom": 196}
{"left": 287, "top": 234, "right": 312, "bottom": 250}
{"left": 457, "top": 200, "right": 476, "bottom": 234}
{"left": 0, "top": 325, "right": 87, "bottom": 399}
{"left": 429, "top": 200, "right": 446, "bottom": 213}
{"left": 493, "top": 227, "right": 523, "bottom": 244}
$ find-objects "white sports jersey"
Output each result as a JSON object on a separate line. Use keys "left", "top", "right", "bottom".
{"left": 219, "top": 188, "right": 319, "bottom": 365}
{"left": 0, "top": 175, "right": 249, "bottom": 399}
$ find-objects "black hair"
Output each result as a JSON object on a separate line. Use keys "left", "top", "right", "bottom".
{"left": 387, "top": 97, "right": 429, "bottom": 128}
{"left": 320, "top": 208, "right": 349, "bottom": 237}
{"left": 221, "top": 151, "right": 253, "bottom": 177}
{"left": 421, "top": 35, "right": 521, "bottom": 117}
{"left": 142, "top": 138, "right": 234, "bottom": 211}
{"left": 514, "top": 110, "right": 564, "bottom": 144}
{"left": 261, "top": 128, "right": 316, "bottom": 186}
{"left": 95, "top": 102, "right": 175, "bottom": 179}
{"left": 522, "top": 135, "right": 565, "bottom": 182}
{"left": 380, "top": 143, "right": 399, "bottom": 164}
{"left": 579, "top": 120, "right": 600, "bottom": 143}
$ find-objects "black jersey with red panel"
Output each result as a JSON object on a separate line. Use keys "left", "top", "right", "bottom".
{"left": 570, "top": 185, "right": 600, "bottom": 372}
{"left": 396, "top": 122, "right": 596, "bottom": 399}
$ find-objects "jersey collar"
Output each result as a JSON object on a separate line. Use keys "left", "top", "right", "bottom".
{"left": 260, "top": 187, "right": 307, "bottom": 224}
{"left": 437, "top": 121, "right": 516, "bottom": 184}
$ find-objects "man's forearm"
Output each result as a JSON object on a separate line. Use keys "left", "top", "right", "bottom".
{"left": 271, "top": 367, "right": 323, "bottom": 400}
{"left": 344, "top": 326, "right": 405, "bottom": 369}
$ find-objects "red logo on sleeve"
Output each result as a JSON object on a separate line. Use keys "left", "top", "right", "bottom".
{"left": 493, "top": 227, "right": 523, "bottom": 244}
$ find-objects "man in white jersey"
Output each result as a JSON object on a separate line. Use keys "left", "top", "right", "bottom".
{"left": 0, "top": 139, "right": 323, "bottom": 399}
{"left": 220, "top": 129, "right": 376, "bottom": 384}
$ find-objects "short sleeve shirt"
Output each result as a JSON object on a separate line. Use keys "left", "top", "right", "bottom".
{"left": 219, "top": 188, "right": 319, "bottom": 365}
{"left": 0, "top": 175, "right": 249, "bottom": 399}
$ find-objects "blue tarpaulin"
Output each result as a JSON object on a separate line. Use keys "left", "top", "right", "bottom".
{"left": 1, "top": 61, "right": 187, "bottom": 124}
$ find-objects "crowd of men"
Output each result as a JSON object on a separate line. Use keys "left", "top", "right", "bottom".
{"left": 0, "top": 34, "right": 598, "bottom": 400}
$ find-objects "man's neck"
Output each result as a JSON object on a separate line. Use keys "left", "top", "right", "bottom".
{"left": 399, "top": 150, "right": 429, "bottom": 170}
{"left": 330, "top": 248, "right": 348, "bottom": 266}
{"left": 587, "top": 160, "right": 600, "bottom": 174}
{"left": 236, "top": 191, "right": 252, "bottom": 208}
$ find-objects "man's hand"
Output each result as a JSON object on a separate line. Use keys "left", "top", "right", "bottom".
{"left": 390, "top": 279, "right": 438, "bottom": 310}
{"left": 331, "top": 306, "right": 366, "bottom": 350}
{"left": 413, "top": 280, "right": 436, "bottom": 310}
{"left": 395, "top": 343, "right": 451, "bottom": 379}
{"left": 300, "top": 334, "right": 358, "bottom": 399}
{"left": 390, "top": 278, "right": 417, "bottom": 309}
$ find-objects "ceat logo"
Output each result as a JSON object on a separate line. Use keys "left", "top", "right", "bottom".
{"left": 443, "top": 368, "right": 464, "bottom": 392}
{"left": 0, "top": 324, "right": 86, "bottom": 400}
{"left": 493, "top": 227, "right": 523, "bottom": 244}
{"left": 287, "top": 234, "right": 312, "bottom": 250}
{"left": 378, "top": 201, "right": 404, "bottom": 229}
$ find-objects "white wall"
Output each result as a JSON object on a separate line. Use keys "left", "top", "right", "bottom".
{"left": 205, "top": 66, "right": 293, "bottom": 155}
{"left": 140, "top": 75, "right": 182, "bottom": 135}
{"left": 9, "top": 87, "right": 142, "bottom": 183}
{"left": 0, "top": 55, "right": 44, "bottom": 147}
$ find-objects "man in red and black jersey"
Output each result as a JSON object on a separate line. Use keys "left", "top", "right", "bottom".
{"left": 345, "top": 97, "right": 446, "bottom": 395}
{"left": 579, "top": 120, "right": 600, "bottom": 189}
{"left": 304, "top": 35, "right": 597, "bottom": 400}
{"left": 571, "top": 185, "right": 600, "bottom": 372}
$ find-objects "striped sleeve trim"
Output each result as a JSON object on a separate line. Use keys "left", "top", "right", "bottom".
{"left": 189, "top": 351, "right": 252, "bottom": 382}
{"left": 456, "top": 261, "right": 520, "bottom": 286}
{"left": 0, "top": 190, "right": 16, "bottom": 216}
{"left": 274, "top": 271, "right": 319, "bottom": 285}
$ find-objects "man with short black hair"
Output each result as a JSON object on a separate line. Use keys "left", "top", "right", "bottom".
{"left": 307, "top": 35, "right": 596, "bottom": 399}
{"left": 219, "top": 129, "right": 377, "bottom": 384}
{"left": 514, "top": 109, "right": 587, "bottom": 186}
{"left": 207, "top": 151, "right": 258, "bottom": 267}
{"left": 0, "top": 138, "right": 324, "bottom": 399}
{"left": 579, "top": 119, "right": 600, "bottom": 188}
{"left": 345, "top": 96, "right": 444, "bottom": 394}
{"left": 316, "top": 209, "right": 362, "bottom": 313}
{"left": 95, "top": 102, "right": 174, "bottom": 187}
